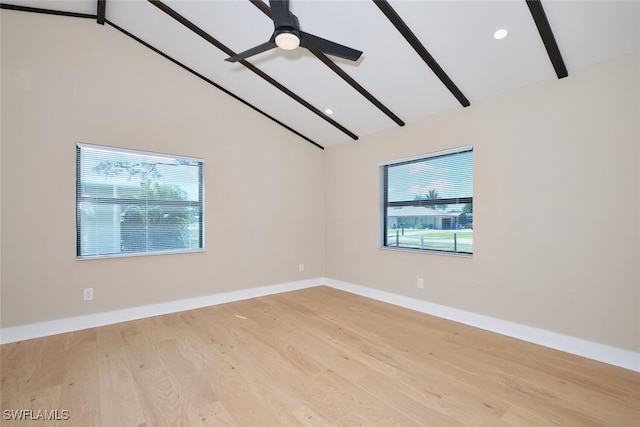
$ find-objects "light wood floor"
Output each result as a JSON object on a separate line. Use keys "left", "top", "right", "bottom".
{"left": 1, "top": 286, "right": 639, "bottom": 426}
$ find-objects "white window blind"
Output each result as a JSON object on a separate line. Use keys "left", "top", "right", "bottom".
{"left": 381, "top": 146, "right": 473, "bottom": 254}
{"left": 76, "top": 143, "right": 204, "bottom": 258}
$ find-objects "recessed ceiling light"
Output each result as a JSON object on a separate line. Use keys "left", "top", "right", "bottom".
{"left": 493, "top": 28, "right": 509, "bottom": 40}
{"left": 325, "top": 109, "right": 333, "bottom": 115}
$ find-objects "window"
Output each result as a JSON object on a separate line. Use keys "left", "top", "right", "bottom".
{"left": 76, "top": 143, "right": 204, "bottom": 258}
{"left": 381, "top": 146, "right": 473, "bottom": 254}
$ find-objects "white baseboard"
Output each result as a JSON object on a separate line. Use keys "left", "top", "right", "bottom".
{"left": 0, "top": 278, "right": 319, "bottom": 345}
{"left": 323, "top": 278, "right": 640, "bottom": 373}
{"left": 2, "top": 277, "right": 638, "bottom": 373}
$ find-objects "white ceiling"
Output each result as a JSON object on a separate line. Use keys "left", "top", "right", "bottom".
{"left": 4, "top": 0, "right": 640, "bottom": 148}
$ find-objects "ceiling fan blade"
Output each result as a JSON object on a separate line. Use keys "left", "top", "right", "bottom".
{"left": 225, "top": 40, "right": 277, "bottom": 62}
{"left": 299, "top": 32, "right": 362, "bottom": 62}
{"left": 269, "top": 0, "right": 292, "bottom": 28}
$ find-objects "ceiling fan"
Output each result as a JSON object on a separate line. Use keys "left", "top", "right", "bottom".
{"left": 225, "top": 0, "right": 363, "bottom": 63}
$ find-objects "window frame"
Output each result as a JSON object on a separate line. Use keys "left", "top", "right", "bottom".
{"left": 76, "top": 143, "right": 205, "bottom": 259}
{"left": 380, "top": 145, "right": 473, "bottom": 256}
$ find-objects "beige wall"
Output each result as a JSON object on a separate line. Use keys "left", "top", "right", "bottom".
{"left": 1, "top": 11, "right": 324, "bottom": 327}
{"left": 325, "top": 52, "right": 640, "bottom": 352}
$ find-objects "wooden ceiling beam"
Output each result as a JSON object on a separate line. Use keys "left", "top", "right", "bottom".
{"left": 373, "top": 0, "right": 470, "bottom": 108}
{"left": 526, "top": 0, "right": 568, "bottom": 79}
{"left": 0, "top": 3, "right": 94, "bottom": 19}
{"left": 97, "top": 0, "right": 106, "bottom": 25}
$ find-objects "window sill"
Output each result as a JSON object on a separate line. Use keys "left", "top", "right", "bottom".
{"left": 77, "top": 248, "right": 206, "bottom": 260}
{"left": 378, "top": 246, "right": 472, "bottom": 258}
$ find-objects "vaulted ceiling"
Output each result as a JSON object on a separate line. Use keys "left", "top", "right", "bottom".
{"left": 2, "top": 0, "right": 639, "bottom": 149}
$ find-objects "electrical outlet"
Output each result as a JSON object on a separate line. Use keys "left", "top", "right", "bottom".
{"left": 299, "top": 263, "right": 305, "bottom": 272}
{"left": 83, "top": 288, "right": 94, "bottom": 301}
{"left": 417, "top": 278, "right": 424, "bottom": 289}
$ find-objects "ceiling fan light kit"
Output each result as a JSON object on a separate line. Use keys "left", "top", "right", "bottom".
{"left": 275, "top": 32, "right": 300, "bottom": 50}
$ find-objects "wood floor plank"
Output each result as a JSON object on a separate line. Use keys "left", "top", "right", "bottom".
{"left": 1, "top": 342, "right": 24, "bottom": 410}
{"left": 11, "top": 385, "right": 63, "bottom": 427}
{"left": 18, "top": 334, "right": 68, "bottom": 401}
{"left": 95, "top": 323, "right": 146, "bottom": 427}
{"left": 120, "top": 322, "right": 189, "bottom": 427}
{"left": 354, "top": 374, "right": 469, "bottom": 427}
{"left": 57, "top": 329, "right": 101, "bottom": 427}
{"left": 500, "top": 405, "right": 561, "bottom": 427}
{"left": 288, "top": 404, "right": 332, "bottom": 426}
{"left": 154, "top": 338, "right": 218, "bottom": 415}
{"left": 188, "top": 400, "right": 238, "bottom": 427}
{"left": 2, "top": 286, "right": 639, "bottom": 426}
{"left": 0, "top": 334, "right": 69, "bottom": 427}
{"left": 311, "top": 369, "right": 416, "bottom": 426}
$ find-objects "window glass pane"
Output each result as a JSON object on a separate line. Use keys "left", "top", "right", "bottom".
{"left": 77, "top": 143, "right": 204, "bottom": 258}
{"left": 382, "top": 147, "right": 473, "bottom": 254}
